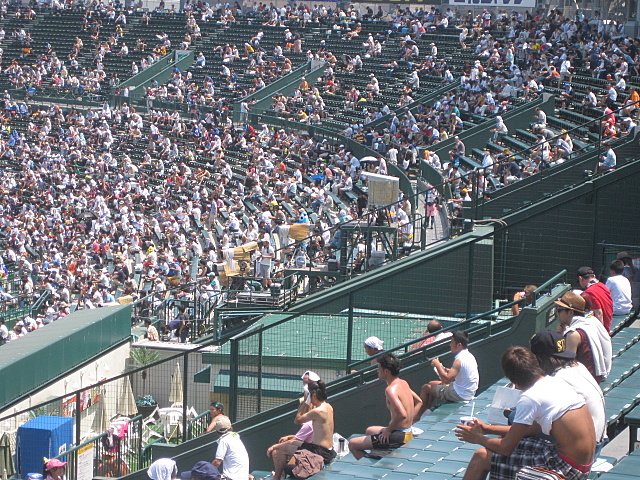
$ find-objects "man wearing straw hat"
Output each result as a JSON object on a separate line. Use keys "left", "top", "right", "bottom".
{"left": 555, "top": 291, "right": 612, "bottom": 384}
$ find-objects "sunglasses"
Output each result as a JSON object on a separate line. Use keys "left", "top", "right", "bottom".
{"left": 556, "top": 307, "right": 572, "bottom": 313}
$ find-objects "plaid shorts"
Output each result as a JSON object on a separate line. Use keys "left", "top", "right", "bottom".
{"left": 491, "top": 437, "right": 589, "bottom": 480}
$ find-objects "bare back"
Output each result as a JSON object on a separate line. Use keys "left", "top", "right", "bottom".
{"left": 386, "top": 378, "right": 419, "bottom": 430}
{"left": 552, "top": 405, "right": 596, "bottom": 465}
{"left": 309, "top": 401, "right": 334, "bottom": 449}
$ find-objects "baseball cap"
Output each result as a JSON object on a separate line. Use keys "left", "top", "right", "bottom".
{"left": 553, "top": 292, "right": 586, "bottom": 314}
{"left": 577, "top": 266, "right": 595, "bottom": 277}
{"left": 45, "top": 459, "right": 67, "bottom": 470}
{"left": 210, "top": 401, "right": 224, "bottom": 410}
{"left": 530, "top": 330, "right": 575, "bottom": 359}
{"left": 214, "top": 416, "right": 232, "bottom": 433}
{"left": 181, "top": 461, "right": 219, "bottom": 480}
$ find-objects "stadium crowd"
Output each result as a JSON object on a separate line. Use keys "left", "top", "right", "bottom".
{"left": 1, "top": 5, "right": 638, "bottom": 480}
{"left": 0, "top": 3, "right": 635, "bottom": 349}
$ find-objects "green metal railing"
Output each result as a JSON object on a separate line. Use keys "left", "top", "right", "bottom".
{"left": 225, "top": 268, "right": 569, "bottom": 422}
{"left": 186, "top": 410, "right": 211, "bottom": 440}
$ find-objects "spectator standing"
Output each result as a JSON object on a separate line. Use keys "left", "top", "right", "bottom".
{"left": 617, "top": 252, "right": 640, "bottom": 309}
{"left": 511, "top": 284, "right": 537, "bottom": 316}
{"left": 411, "top": 320, "right": 452, "bottom": 350}
{"left": 204, "top": 401, "right": 229, "bottom": 435}
{"left": 364, "top": 336, "right": 384, "bottom": 359}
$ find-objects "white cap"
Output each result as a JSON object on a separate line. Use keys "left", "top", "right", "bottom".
{"left": 301, "top": 370, "right": 321, "bottom": 382}
{"left": 364, "top": 336, "right": 384, "bottom": 351}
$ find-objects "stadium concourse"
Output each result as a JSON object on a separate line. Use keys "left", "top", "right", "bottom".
{"left": 1, "top": 2, "right": 640, "bottom": 480}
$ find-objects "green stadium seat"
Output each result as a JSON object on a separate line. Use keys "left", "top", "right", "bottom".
{"left": 423, "top": 459, "right": 468, "bottom": 476}
{"left": 391, "top": 460, "right": 436, "bottom": 474}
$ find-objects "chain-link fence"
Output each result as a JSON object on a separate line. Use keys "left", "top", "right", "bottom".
{"left": 223, "top": 270, "right": 568, "bottom": 422}
{"left": 0, "top": 342, "right": 216, "bottom": 478}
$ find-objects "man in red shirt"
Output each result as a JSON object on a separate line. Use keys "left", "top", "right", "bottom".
{"left": 577, "top": 266, "right": 613, "bottom": 334}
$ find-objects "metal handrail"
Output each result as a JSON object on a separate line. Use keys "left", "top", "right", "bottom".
{"left": 472, "top": 96, "right": 640, "bottom": 184}
{"left": 348, "top": 270, "right": 568, "bottom": 370}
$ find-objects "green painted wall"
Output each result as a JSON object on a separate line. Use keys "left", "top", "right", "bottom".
{"left": 492, "top": 158, "right": 640, "bottom": 296}
{"left": 0, "top": 305, "right": 132, "bottom": 409}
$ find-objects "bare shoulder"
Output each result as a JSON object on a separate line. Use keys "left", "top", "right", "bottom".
{"left": 386, "top": 378, "right": 409, "bottom": 395}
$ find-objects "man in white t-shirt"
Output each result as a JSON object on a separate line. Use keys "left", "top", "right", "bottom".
{"left": 530, "top": 330, "right": 606, "bottom": 449}
{"left": 414, "top": 330, "right": 479, "bottom": 421}
{"left": 211, "top": 417, "right": 249, "bottom": 480}
{"left": 456, "top": 346, "right": 595, "bottom": 480}
{"left": 606, "top": 260, "right": 632, "bottom": 315}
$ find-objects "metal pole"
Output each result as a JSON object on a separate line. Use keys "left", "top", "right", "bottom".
{"left": 466, "top": 242, "right": 475, "bottom": 318}
{"left": 346, "top": 293, "right": 354, "bottom": 375}
{"left": 75, "top": 392, "right": 81, "bottom": 447}
{"left": 229, "top": 339, "right": 239, "bottom": 423}
{"left": 182, "top": 353, "right": 188, "bottom": 443}
{"left": 257, "top": 331, "right": 263, "bottom": 414}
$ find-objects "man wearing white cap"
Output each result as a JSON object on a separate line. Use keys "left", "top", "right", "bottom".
{"left": 364, "top": 336, "right": 385, "bottom": 364}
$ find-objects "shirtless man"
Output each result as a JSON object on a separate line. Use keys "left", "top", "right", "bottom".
{"left": 272, "top": 381, "right": 336, "bottom": 480}
{"left": 202, "top": 401, "right": 229, "bottom": 435}
{"left": 456, "top": 346, "right": 595, "bottom": 480}
{"left": 349, "top": 353, "right": 422, "bottom": 459}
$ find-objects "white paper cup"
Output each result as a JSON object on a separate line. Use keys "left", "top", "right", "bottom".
{"left": 460, "top": 416, "right": 475, "bottom": 426}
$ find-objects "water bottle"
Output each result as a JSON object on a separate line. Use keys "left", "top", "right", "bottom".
{"left": 339, "top": 437, "right": 345, "bottom": 454}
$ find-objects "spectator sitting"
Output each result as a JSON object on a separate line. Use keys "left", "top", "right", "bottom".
{"left": 147, "top": 458, "right": 177, "bottom": 480}
{"left": 555, "top": 292, "right": 612, "bottom": 383}
{"left": 456, "top": 346, "right": 596, "bottom": 480}
{"left": 530, "top": 330, "right": 607, "bottom": 451}
{"left": 605, "top": 260, "right": 633, "bottom": 316}
{"left": 349, "top": 353, "right": 422, "bottom": 459}
{"left": 414, "top": 330, "right": 479, "bottom": 421}
{"left": 411, "top": 320, "right": 453, "bottom": 350}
